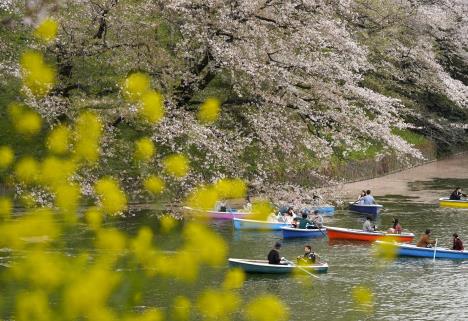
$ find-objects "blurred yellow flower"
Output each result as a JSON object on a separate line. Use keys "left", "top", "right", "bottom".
{"left": 95, "top": 177, "right": 127, "bottom": 215}
{"left": 16, "top": 291, "right": 51, "bottom": 321}
{"left": 171, "top": 296, "right": 191, "bottom": 321}
{"left": 244, "top": 294, "right": 289, "bottom": 321}
{"left": 20, "top": 50, "right": 56, "bottom": 96}
{"left": 8, "top": 102, "right": 42, "bottom": 136}
{"left": 249, "top": 200, "right": 274, "bottom": 220}
{"left": 139, "top": 90, "right": 165, "bottom": 124}
{"left": 96, "top": 228, "right": 127, "bottom": 252}
{"left": 186, "top": 185, "right": 218, "bottom": 211}
{"left": 54, "top": 184, "right": 80, "bottom": 220}
{"left": 222, "top": 268, "right": 246, "bottom": 290}
{"left": 74, "top": 111, "right": 102, "bottom": 163}
{"left": 123, "top": 72, "right": 151, "bottom": 102}
{"left": 163, "top": 154, "right": 189, "bottom": 177}
{"left": 0, "top": 197, "right": 13, "bottom": 219}
{"left": 0, "top": 145, "right": 14, "bottom": 169}
{"left": 15, "top": 156, "right": 39, "bottom": 184}
{"left": 197, "top": 97, "right": 221, "bottom": 124}
{"left": 374, "top": 236, "right": 398, "bottom": 261}
{"left": 40, "top": 157, "right": 76, "bottom": 187}
{"left": 134, "top": 137, "right": 155, "bottom": 161}
{"left": 160, "top": 215, "right": 176, "bottom": 233}
{"left": 34, "top": 18, "right": 58, "bottom": 42}
{"left": 183, "top": 222, "right": 227, "bottom": 266}
{"left": 47, "top": 125, "right": 70, "bottom": 155}
{"left": 197, "top": 289, "right": 240, "bottom": 320}
{"left": 143, "top": 175, "right": 165, "bottom": 194}
{"left": 85, "top": 207, "right": 103, "bottom": 230}
{"left": 352, "top": 285, "right": 374, "bottom": 312}
{"left": 214, "top": 178, "right": 247, "bottom": 199}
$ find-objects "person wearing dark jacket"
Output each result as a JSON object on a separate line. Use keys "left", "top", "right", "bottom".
{"left": 452, "top": 233, "right": 464, "bottom": 251}
{"left": 450, "top": 187, "right": 467, "bottom": 200}
{"left": 297, "top": 245, "right": 317, "bottom": 265}
{"left": 267, "top": 242, "right": 283, "bottom": 264}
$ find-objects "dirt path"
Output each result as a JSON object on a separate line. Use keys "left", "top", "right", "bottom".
{"left": 338, "top": 152, "right": 468, "bottom": 203}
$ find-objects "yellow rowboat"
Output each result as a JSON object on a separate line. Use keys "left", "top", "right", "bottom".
{"left": 439, "top": 197, "right": 468, "bottom": 208}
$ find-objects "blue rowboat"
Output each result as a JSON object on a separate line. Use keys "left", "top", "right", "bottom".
{"left": 348, "top": 202, "right": 383, "bottom": 215}
{"left": 233, "top": 218, "right": 290, "bottom": 231}
{"left": 228, "top": 258, "right": 328, "bottom": 274}
{"left": 281, "top": 227, "right": 327, "bottom": 239}
{"left": 375, "top": 241, "right": 468, "bottom": 260}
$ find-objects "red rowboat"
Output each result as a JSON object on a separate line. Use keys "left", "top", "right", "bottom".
{"left": 325, "top": 226, "right": 414, "bottom": 242}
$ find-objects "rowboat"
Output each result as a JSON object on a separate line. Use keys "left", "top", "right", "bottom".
{"left": 228, "top": 258, "right": 328, "bottom": 274}
{"left": 375, "top": 241, "right": 468, "bottom": 260}
{"left": 281, "top": 227, "right": 327, "bottom": 239}
{"left": 233, "top": 218, "right": 290, "bottom": 230}
{"left": 183, "top": 206, "right": 251, "bottom": 220}
{"left": 348, "top": 202, "right": 383, "bottom": 215}
{"left": 326, "top": 226, "right": 414, "bottom": 242}
{"left": 439, "top": 197, "right": 468, "bottom": 209}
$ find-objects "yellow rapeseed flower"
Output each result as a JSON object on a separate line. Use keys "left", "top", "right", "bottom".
{"left": 11, "top": 251, "right": 64, "bottom": 289}
{"left": 20, "top": 50, "right": 56, "bottom": 97}
{"left": 8, "top": 102, "right": 42, "bottom": 136}
{"left": 94, "top": 177, "right": 127, "bottom": 215}
{"left": 134, "top": 137, "right": 155, "bottom": 161}
{"left": 163, "top": 154, "right": 189, "bottom": 178}
{"left": 96, "top": 228, "right": 127, "bottom": 252}
{"left": 244, "top": 295, "right": 289, "bottom": 321}
{"left": 222, "top": 268, "right": 246, "bottom": 290}
{"left": 249, "top": 200, "right": 274, "bottom": 220}
{"left": 374, "top": 235, "right": 398, "bottom": 261}
{"left": 47, "top": 125, "right": 70, "bottom": 155}
{"left": 143, "top": 175, "right": 165, "bottom": 194}
{"left": 0, "top": 197, "right": 13, "bottom": 219}
{"left": 214, "top": 178, "right": 247, "bottom": 199}
{"left": 128, "top": 308, "right": 163, "bottom": 321}
{"left": 123, "top": 72, "right": 151, "bottom": 102}
{"left": 15, "top": 156, "right": 39, "bottom": 184}
{"left": 185, "top": 185, "right": 218, "bottom": 212}
{"left": 352, "top": 285, "right": 374, "bottom": 312}
{"left": 171, "top": 296, "right": 191, "bottom": 321}
{"left": 74, "top": 111, "right": 102, "bottom": 164}
{"left": 16, "top": 291, "right": 51, "bottom": 321}
{"left": 139, "top": 90, "right": 165, "bottom": 124}
{"left": 0, "top": 145, "right": 14, "bottom": 169}
{"left": 183, "top": 222, "right": 227, "bottom": 266}
{"left": 160, "top": 215, "right": 176, "bottom": 233}
{"left": 197, "top": 97, "right": 221, "bottom": 124}
{"left": 34, "top": 18, "right": 58, "bottom": 42}
{"left": 197, "top": 289, "right": 240, "bottom": 320}
{"left": 85, "top": 207, "right": 103, "bottom": 230}
{"left": 54, "top": 184, "right": 80, "bottom": 220}
{"left": 40, "top": 157, "right": 76, "bottom": 187}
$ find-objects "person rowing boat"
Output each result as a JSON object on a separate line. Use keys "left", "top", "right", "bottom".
{"left": 296, "top": 245, "right": 318, "bottom": 265}
{"left": 363, "top": 216, "right": 376, "bottom": 232}
{"left": 452, "top": 233, "right": 464, "bottom": 251}
{"left": 416, "top": 229, "right": 436, "bottom": 248}
{"left": 449, "top": 187, "right": 467, "bottom": 200}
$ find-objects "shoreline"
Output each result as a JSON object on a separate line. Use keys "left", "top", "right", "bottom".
{"left": 337, "top": 152, "right": 468, "bottom": 203}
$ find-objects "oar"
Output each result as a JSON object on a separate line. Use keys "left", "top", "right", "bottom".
{"left": 283, "top": 258, "right": 320, "bottom": 279}
{"left": 433, "top": 238, "right": 438, "bottom": 262}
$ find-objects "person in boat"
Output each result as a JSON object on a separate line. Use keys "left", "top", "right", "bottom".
{"left": 297, "top": 245, "right": 317, "bottom": 265}
{"left": 311, "top": 210, "right": 324, "bottom": 228}
{"left": 361, "top": 190, "right": 376, "bottom": 205}
{"left": 452, "top": 233, "right": 464, "bottom": 251}
{"left": 416, "top": 229, "right": 436, "bottom": 248}
{"left": 356, "top": 190, "right": 366, "bottom": 204}
{"left": 296, "top": 212, "right": 315, "bottom": 229}
{"left": 363, "top": 216, "right": 375, "bottom": 232}
{"left": 387, "top": 217, "right": 402, "bottom": 234}
{"left": 449, "top": 187, "right": 467, "bottom": 200}
{"left": 268, "top": 242, "right": 284, "bottom": 264}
